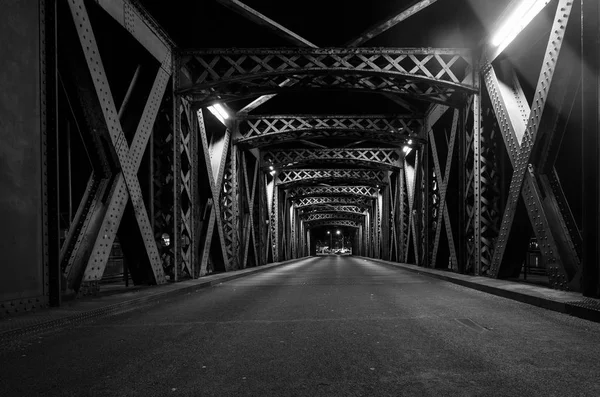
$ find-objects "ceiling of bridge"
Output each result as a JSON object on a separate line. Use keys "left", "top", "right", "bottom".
{"left": 139, "top": 0, "right": 515, "bottom": 238}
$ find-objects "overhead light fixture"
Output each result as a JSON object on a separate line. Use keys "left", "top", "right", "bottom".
{"left": 269, "top": 165, "right": 274, "bottom": 171}
{"left": 207, "top": 103, "right": 229, "bottom": 125}
{"left": 491, "top": 0, "right": 551, "bottom": 54}
{"left": 407, "top": 139, "right": 413, "bottom": 145}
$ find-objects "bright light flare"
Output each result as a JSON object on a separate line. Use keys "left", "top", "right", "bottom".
{"left": 207, "top": 103, "right": 230, "bottom": 125}
{"left": 492, "top": 0, "right": 551, "bottom": 53}
{"left": 403, "top": 146, "right": 412, "bottom": 155}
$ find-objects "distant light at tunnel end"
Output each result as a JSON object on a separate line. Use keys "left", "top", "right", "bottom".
{"left": 491, "top": 0, "right": 551, "bottom": 53}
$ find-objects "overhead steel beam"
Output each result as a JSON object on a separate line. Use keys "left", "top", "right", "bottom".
{"left": 303, "top": 213, "right": 364, "bottom": 222}
{"left": 277, "top": 169, "right": 387, "bottom": 186}
{"left": 300, "top": 206, "right": 366, "bottom": 216}
{"left": 235, "top": 114, "right": 423, "bottom": 147}
{"left": 306, "top": 220, "right": 361, "bottom": 229}
{"left": 263, "top": 148, "right": 403, "bottom": 170}
{"left": 94, "top": 0, "right": 174, "bottom": 62}
{"left": 289, "top": 185, "right": 379, "bottom": 199}
{"left": 213, "top": 0, "right": 317, "bottom": 47}
{"left": 295, "top": 196, "right": 372, "bottom": 208}
{"left": 179, "top": 48, "right": 475, "bottom": 108}
{"left": 345, "top": 0, "right": 440, "bottom": 46}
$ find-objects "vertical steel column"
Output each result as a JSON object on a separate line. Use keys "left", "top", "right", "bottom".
{"left": 273, "top": 184, "right": 280, "bottom": 262}
{"left": 258, "top": 170, "right": 267, "bottom": 266}
{"left": 473, "top": 78, "right": 483, "bottom": 275}
{"left": 43, "top": 0, "right": 60, "bottom": 305}
{"left": 422, "top": 140, "right": 430, "bottom": 267}
{"left": 382, "top": 185, "right": 391, "bottom": 260}
{"left": 173, "top": 89, "right": 181, "bottom": 282}
{"left": 458, "top": 105, "right": 467, "bottom": 273}
{"left": 399, "top": 166, "right": 406, "bottom": 262}
{"left": 582, "top": 0, "right": 600, "bottom": 297}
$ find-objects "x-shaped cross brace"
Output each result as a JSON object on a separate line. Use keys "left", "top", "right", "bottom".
{"left": 67, "top": 0, "right": 171, "bottom": 284}
{"left": 484, "top": 0, "right": 580, "bottom": 287}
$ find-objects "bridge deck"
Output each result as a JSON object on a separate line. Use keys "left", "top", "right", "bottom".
{"left": 1, "top": 256, "right": 600, "bottom": 396}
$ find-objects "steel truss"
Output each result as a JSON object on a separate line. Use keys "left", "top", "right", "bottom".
{"left": 61, "top": 0, "right": 174, "bottom": 293}
{"left": 302, "top": 212, "right": 366, "bottom": 222}
{"left": 306, "top": 220, "right": 361, "bottom": 229}
{"left": 264, "top": 148, "right": 402, "bottom": 170}
{"left": 197, "top": 110, "right": 235, "bottom": 274}
{"left": 428, "top": 107, "right": 459, "bottom": 270}
{"left": 479, "top": 0, "right": 580, "bottom": 289}
{"left": 277, "top": 169, "right": 387, "bottom": 186}
{"left": 289, "top": 186, "right": 379, "bottom": 199}
{"left": 179, "top": 48, "right": 475, "bottom": 107}
{"left": 295, "top": 196, "right": 372, "bottom": 208}
{"left": 301, "top": 205, "right": 367, "bottom": 215}
{"left": 235, "top": 115, "right": 423, "bottom": 147}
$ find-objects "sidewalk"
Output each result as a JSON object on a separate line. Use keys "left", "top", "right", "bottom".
{"left": 358, "top": 257, "right": 600, "bottom": 323}
{"left": 0, "top": 258, "right": 307, "bottom": 340}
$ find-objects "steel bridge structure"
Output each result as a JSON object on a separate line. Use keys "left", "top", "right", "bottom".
{"left": 1, "top": 0, "right": 600, "bottom": 316}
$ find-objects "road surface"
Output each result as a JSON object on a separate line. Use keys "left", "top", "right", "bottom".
{"left": 1, "top": 256, "right": 599, "bottom": 396}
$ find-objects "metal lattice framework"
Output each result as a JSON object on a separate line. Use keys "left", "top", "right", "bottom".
{"left": 428, "top": 107, "right": 459, "bottom": 270}
{"left": 305, "top": 220, "right": 361, "bottom": 229}
{"left": 61, "top": 0, "right": 173, "bottom": 293}
{"left": 478, "top": 0, "right": 580, "bottom": 288}
{"left": 301, "top": 205, "right": 366, "bottom": 216}
{"left": 289, "top": 185, "right": 379, "bottom": 199}
{"left": 277, "top": 169, "right": 387, "bottom": 186}
{"left": 295, "top": 196, "right": 372, "bottom": 208}
{"left": 264, "top": 148, "right": 402, "bottom": 169}
{"left": 179, "top": 48, "right": 475, "bottom": 107}
{"left": 235, "top": 114, "right": 423, "bottom": 147}
{"left": 302, "top": 213, "right": 364, "bottom": 222}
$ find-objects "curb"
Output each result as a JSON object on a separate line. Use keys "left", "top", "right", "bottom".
{"left": 358, "top": 256, "right": 600, "bottom": 324}
{"left": 0, "top": 258, "right": 308, "bottom": 340}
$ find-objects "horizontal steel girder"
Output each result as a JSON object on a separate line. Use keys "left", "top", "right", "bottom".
{"left": 277, "top": 169, "right": 387, "bottom": 186}
{"left": 289, "top": 185, "right": 379, "bottom": 199}
{"left": 300, "top": 205, "right": 366, "bottom": 215}
{"left": 235, "top": 115, "right": 423, "bottom": 147}
{"left": 295, "top": 196, "right": 372, "bottom": 208}
{"left": 264, "top": 148, "right": 402, "bottom": 169}
{"left": 179, "top": 48, "right": 474, "bottom": 107}
{"left": 305, "top": 219, "right": 361, "bottom": 229}
{"left": 303, "top": 212, "right": 364, "bottom": 222}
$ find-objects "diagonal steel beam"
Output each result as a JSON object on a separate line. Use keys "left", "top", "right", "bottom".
{"left": 69, "top": 0, "right": 169, "bottom": 285}
{"left": 214, "top": 0, "right": 316, "bottom": 47}
{"left": 429, "top": 109, "right": 458, "bottom": 268}
{"left": 198, "top": 109, "right": 232, "bottom": 272}
{"left": 487, "top": 0, "right": 575, "bottom": 278}
{"left": 345, "top": 0, "right": 440, "bottom": 46}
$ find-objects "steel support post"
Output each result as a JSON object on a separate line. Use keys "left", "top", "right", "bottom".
{"left": 582, "top": 0, "right": 600, "bottom": 297}
{"left": 422, "top": 140, "right": 430, "bottom": 267}
{"left": 458, "top": 105, "right": 467, "bottom": 273}
{"left": 381, "top": 184, "right": 390, "bottom": 260}
{"left": 472, "top": 81, "right": 482, "bottom": 275}
{"left": 173, "top": 93, "right": 181, "bottom": 281}
{"left": 258, "top": 170, "right": 268, "bottom": 266}
{"left": 43, "top": 0, "right": 60, "bottom": 305}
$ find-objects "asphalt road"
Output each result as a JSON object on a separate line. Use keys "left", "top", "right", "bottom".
{"left": 1, "top": 256, "right": 600, "bottom": 396}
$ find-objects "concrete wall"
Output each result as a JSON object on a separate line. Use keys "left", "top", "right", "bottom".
{"left": 0, "top": 2, "right": 45, "bottom": 307}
